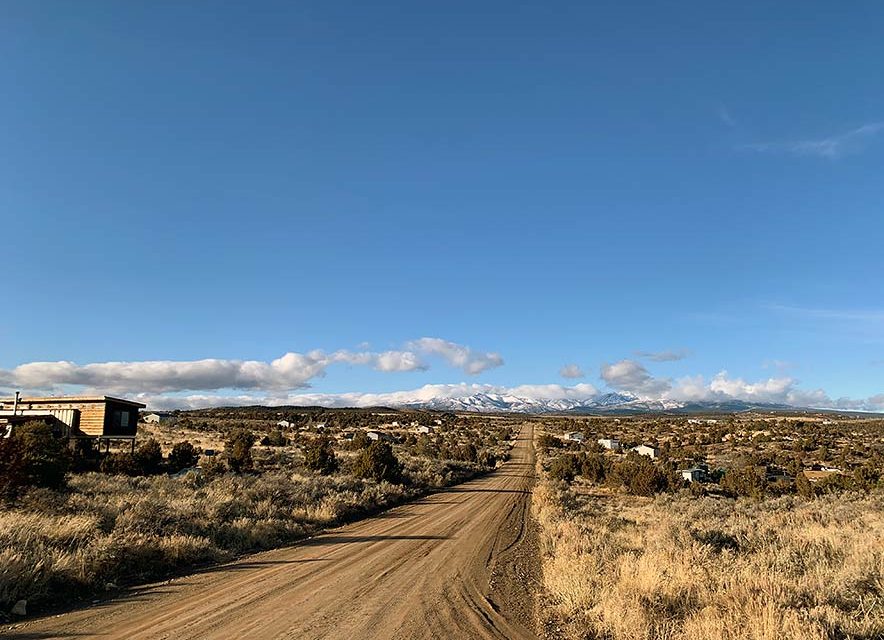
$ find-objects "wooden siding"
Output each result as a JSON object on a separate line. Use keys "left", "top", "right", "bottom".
{"left": 80, "top": 403, "right": 108, "bottom": 437}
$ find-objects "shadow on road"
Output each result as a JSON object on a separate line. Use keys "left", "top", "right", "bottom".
{"left": 443, "top": 487, "right": 529, "bottom": 494}
{"left": 300, "top": 534, "right": 449, "bottom": 546}
{"left": 13, "top": 533, "right": 452, "bottom": 625}
{"left": 3, "top": 633, "right": 92, "bottom": 639}
{"left": 489, "top": 474, "right": 536, "bottom": 480}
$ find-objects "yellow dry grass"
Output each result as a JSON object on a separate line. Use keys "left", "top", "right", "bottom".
{"left": 533, "top": 480, "right": 884, "bottom": 640}
{"left": 0, "top": 450, "right": 490, "bottom": 613}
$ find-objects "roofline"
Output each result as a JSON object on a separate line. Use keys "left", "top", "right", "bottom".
{"left": 0, "top": 395, "right": 147, "bottom": 409}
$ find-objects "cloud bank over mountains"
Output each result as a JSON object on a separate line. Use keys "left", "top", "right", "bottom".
{"left": 597, "top": 358, "right": 882, "bottom": 412}
{"left": 0, "top": 341, "right": 881, "bottom": 412}
{"left": 134, "top": 382, "right": 606, "bottom": 411}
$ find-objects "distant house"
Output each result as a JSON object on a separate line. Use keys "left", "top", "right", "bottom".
{"left": 366, "top": 430, "right": 396, "bottom": 443}
{"left": 632, "top": 444, "right": 659, "bottom": 459}
{"left": 564, "top": 432, "right": 585, "bottom": 443}
{"left": 680, "top": 468, "right": 705, "bottom": 483}
{"left": 804, "top": 466, "right": 842, "bottom": 482}
{"left": 0, "top": 395, "right": 145, "bottom": 448}
{"left": 390, "top": 421, "right": 400, "bottom": 427}
{"left": 433, "top": 418, "right": 443, "bottom": 426}
{"left": 762, "top": 465, "right": 791, "bottom": 483}
{"left": 416, "top": 425, "right": 435, "bottom": 434}
{"left": 277, "top": 420, "right": 292, "bottom": 429}
{"left": 597, "top": 437, "right": 621, "bottom": 451}
{"left": 144, "top": 412, "right": 175, "bottom": 424}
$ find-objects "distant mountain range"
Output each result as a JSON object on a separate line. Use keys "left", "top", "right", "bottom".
{"left": 400, "top": 391, "right": 797, "bottom": 414}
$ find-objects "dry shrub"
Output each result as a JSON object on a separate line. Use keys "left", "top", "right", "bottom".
{"left": 0, "top": 469, "right": 424, "bottom": 611}
{"left": 533, "top": 478, "right": 884, "bottom": 640}
{"left": 0, "top": 425, "right": 505, "bottom": 614}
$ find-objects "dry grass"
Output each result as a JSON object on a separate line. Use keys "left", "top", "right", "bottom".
{"left": 533, "top": 478, "right": 884, "bottom": 640}
{"left": 0, "top": 454, "right": 484, "bottom": 613}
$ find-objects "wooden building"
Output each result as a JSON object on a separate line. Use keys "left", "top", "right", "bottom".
{"left": 0, "top": 395, "right": 146, "bottom": 446}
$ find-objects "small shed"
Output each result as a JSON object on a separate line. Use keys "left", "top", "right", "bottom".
{"left": 366, "top": 430, "right": 396, "bottom": 443}
{"left": 632, "top": 444, "right": 659, "bottom": 459}
{"left": 680, "top": 468, "right": 705, "bottom": 483}
{"left": 564, "top": 432, "right": 585, "bottom": 443}
{"left": 416, "top": 425, "right": 435, "bottom": 434}
{"left": 144, "top": 412, "right": 175, "bottom": 424}
{"left": 597, "top": 437, "right": 621, "bottom": 451}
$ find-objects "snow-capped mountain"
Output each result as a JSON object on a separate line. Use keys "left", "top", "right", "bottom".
{"left": 402, "top": 393, "right": 588, "bottom": 414}
{"left": 400, "top": 391, "right": 688, "bottom": 414}
{"left": 395, "top": 390, "right": 801, "bottom": 414}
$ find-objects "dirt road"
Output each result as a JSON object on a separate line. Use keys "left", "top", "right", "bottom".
{"left": 11, "top": 424, "right": 538, "bottom": 640}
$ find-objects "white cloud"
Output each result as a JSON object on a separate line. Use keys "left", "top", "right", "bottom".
{"left": 5, "top": 352, "right": 332, "bottom": 394}
{"left": 3, "top": 350, "right": 431, "bottom": 394}
{"left": 373, "top": 351, "right": 426, "bottom": 372}
{"left": 3, "top": 343, "right": 881, "bottom": 413}
{"left": 845, "top": 393, "right": 884, "bottom": 411}
{"left": 746, "top": 122, "right": 884, "bottom": 159}
{"left": 596, "top": 361, "right": 884, "bottom": 412}
{"left": 407, "top": 338, "right": 503, "bottom": 374}
{"left": 559, "top": 364, "right": 585, "bottom": 379}
{"left": 634, "top": 349, "right": 688, "bottom": 362}
{"left": 600, "top": 359, "right": 671, "bottom": 398}
{"left": 0, "top": 337, "right": 501, "bottom": 395}
{"left": 707, "top": 371, "right": 794, "bottom": 400}
{"left": 667, "top": 371, "right": 832, "bottom": 408}
{"left": 39, "top": 368, "right": 879, "bottom": 413}
{"left": 128, "top": 374, "right": 882, "bottom": 412}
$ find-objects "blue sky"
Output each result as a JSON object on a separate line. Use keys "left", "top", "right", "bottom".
{"left": 2, "top": 1, "right": 883, "bottom": 409}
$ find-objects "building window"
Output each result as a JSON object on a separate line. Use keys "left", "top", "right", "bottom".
{"left": 112, "top": 410, "right": 130, "bottom": 428}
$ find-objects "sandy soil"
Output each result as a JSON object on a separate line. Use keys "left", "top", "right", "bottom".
{"left": 8, "top": 424, "right": 539, "bottom": 640}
